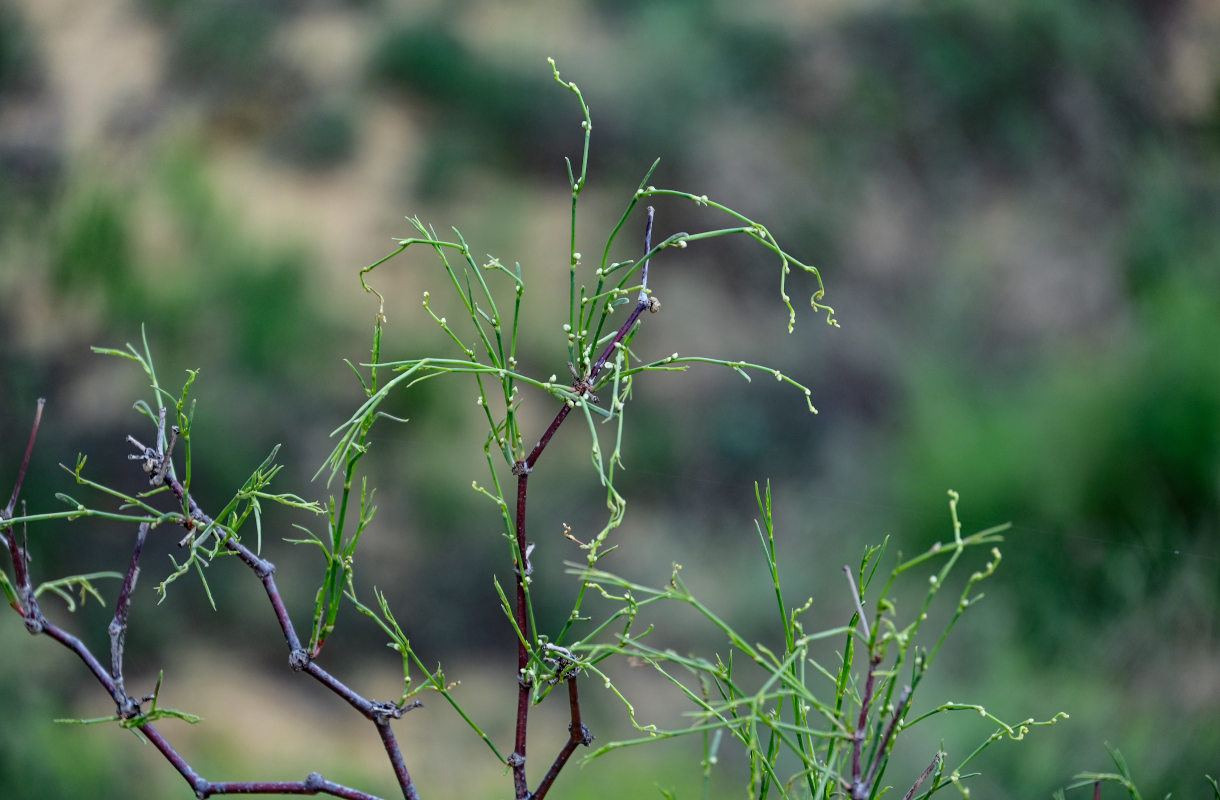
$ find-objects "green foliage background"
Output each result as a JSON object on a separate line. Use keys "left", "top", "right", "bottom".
{"left": 1, "top": 0, "right": 1218, "bottom": 798}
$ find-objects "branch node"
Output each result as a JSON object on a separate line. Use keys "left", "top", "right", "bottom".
{"left": 570, "top": 721, "right": 594, "bottom": 747}
{"left": 511, "top": 460, "right": 531, "bottom": 476}
{"left": 371, "top": 700, "right": 407, "bottom": 725}
{"left": 507, "top": 751, "right": 526, "bottom": 768}
{"left": 288, "top": 648, "right": 311, "bottom": 672}
{"left": 567, "top": 362, "right": 600, "bottom": 404}
{"left": 118, "top": 695, "right": 142, "bottom": 719}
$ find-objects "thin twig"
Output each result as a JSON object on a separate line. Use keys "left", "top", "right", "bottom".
{"left": 3, "top": 398, "right": 44, "bottom": 519}
{"left": 843, "top": 565, "right": 870, "bottom": 642}
{"left": 636, "top": 205, "right": 655, "bottom": 302}
{"left": 510, "top": 208, "right": 657, "bottom": 797}
{"left": 4, "top": 401, "right": 46, "bottom": 623}
{"left": 511, "top": 471, "right": 531, "bottom": 799}
{"left": 108, "top": 522, "right": 151, "bottom": 716}
{"left": 376, "top": 722, "right": 422, "bottom": 800}
{"left": 863, "top": 685, "right": 913, "bottom": 792}
{"left": 903, "top": 751, "right": 944, "bottom": 800}
{"left": 16, "top": 415, "right": 418, "bottom": 800}
{"left": 533, "top": 677, "right": 594, "bottom": 800}
{"left": 849, "top": 653, "right": 883, "bottom": 797}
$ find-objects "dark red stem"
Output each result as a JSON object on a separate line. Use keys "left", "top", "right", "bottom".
{"left": 3, "top": 398, "right": 44, "bottom": 519}
{"left": 532, "top": 677, "right": 593, "bottom": 800}
{"left": 508, "top": 209, "right": 655, "bottom": 797}
{"left": 511, "top": 472, "right": 531, "bottom": 798}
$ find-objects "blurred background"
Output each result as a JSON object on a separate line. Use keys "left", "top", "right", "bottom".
{"left": 2, "top": 0, "right": 1218, "bottom": 797}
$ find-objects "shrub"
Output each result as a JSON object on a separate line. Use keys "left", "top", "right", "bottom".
{"left": 11, "top": 58, "right": 1176, "bottom": 800}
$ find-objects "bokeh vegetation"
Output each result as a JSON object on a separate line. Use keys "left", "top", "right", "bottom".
{"left": 2, "top": 0, "right": 1217, "bottom": 798}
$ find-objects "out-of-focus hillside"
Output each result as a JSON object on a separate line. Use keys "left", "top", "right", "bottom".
{"left": 2, "top": 1, "right": 1219, "bottom": 798}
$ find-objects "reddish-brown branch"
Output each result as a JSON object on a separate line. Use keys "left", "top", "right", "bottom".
{"left": 511, "top": 471, "right": 532, "bottom": 799}
{"left": 508, "top": 209, "right": 657, "bottom": 798}
{"left": 2, "top": 400, "right": 420, "bottom": 800}
{"left": 152, "top": 442, "right": 423, "bottom": 797}
{"left": 142, "top": 719, "right": 388, "bottom": 799}
{"left": 850, "top": 652, "right": 882, "bottom": 795}
{"left": 532, "top": 677, "right": 593, "bottom": 800}
{"left": 3, "top": 400, "right": 46, "bottom": 620}
{"left": 863, "top": 685, "right": 912, "bottom": 792}
{"left": 376, "top": 721, "right": 422, "bottom": 800}
{"left": 3, "top": 398, "right": 44, "bottom": 519}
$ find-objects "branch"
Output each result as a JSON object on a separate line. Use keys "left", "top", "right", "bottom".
{"left": 3, "top": 397, "right": 44, "bottom": 520}
{"left": 154, "top": 463, "right": 423, "bottom": 799}
{"left": 533, "top": 677, "right": 594, "bottom": 800}
{"left": 506, "top": 210, "right": 656, "bottom": 798}
{"left": 510, "top": 471, "right": 531, "bottom": 799}
{"left": 849, "top": 652, "right": 884, "bottom": 798}
{"left": 4, "top": 398, "right": 418, "bottom": 800}
{"left": 4, "top": 400, "right": 46, "bottom": 623}
{"left": 863, "top": 685, "right": 912, "bottom": 793}
{"left": 108, "top": 522, "right": 151, "bottom": 717}
{"left": 843, "top": 565, "right": 871, "bottom": 642}
{"left": 903, "top": 751, "right": 944, "bottom": 800}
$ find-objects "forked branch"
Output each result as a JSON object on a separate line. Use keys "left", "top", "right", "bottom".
{"left": 3, "top": 398, "right": 419, "bottom": 800}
